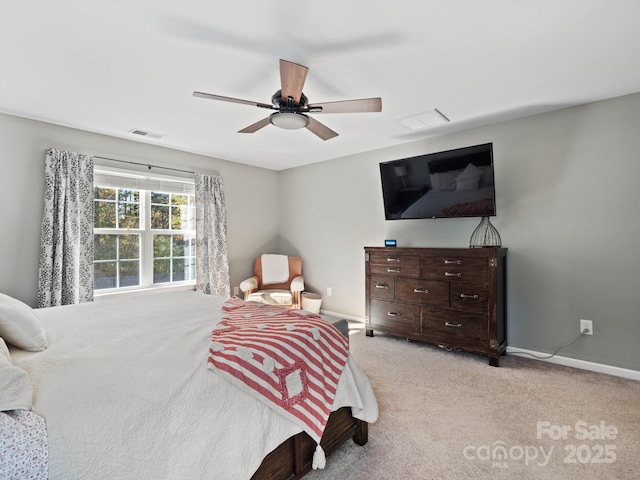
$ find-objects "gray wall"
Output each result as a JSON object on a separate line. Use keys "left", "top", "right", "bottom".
{"left": 279, "top": 92, "right": 640, "bottom": 372}
{"left": 0, "top": 113, "right": 280, "bottom": 306}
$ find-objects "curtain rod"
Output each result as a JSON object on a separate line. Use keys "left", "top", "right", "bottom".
{"left": 93, "top": 156, "right": 195, "bottom": 175}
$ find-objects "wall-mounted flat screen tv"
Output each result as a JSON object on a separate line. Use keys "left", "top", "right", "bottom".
{"left": 379, "top": 142, "right": 496, "bottom": 220}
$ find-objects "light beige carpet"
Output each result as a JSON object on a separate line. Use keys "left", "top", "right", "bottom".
{"left": 306, "top": 323, "right": 640, "bottom": 480}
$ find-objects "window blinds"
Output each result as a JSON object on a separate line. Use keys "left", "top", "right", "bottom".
{"left": 93, "top": 166, "right": 195, "bottom": 195}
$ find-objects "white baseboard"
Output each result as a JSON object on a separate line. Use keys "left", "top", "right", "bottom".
{"left": 507, "top": 346, "right": 640, "bottom": 381}
{"left": 318, "top": 309, "right": 365, "bottom": 323}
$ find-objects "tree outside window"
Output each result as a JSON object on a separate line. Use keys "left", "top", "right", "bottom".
{"left": 93, "top": 186, "right": 195, "bottom": 291}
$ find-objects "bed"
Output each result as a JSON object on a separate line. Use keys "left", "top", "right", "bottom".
{"left": 401, "top": 156, "right": 496, "bottom": 219}
{"left": 1, "top": 290, "right": 378, "bottom": 479}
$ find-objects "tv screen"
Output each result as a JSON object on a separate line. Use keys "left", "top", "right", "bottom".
{"left": 379, "top": 142, "right": 496, "bottom": 220}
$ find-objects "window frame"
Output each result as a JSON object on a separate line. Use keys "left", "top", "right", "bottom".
{"left": 93, "top": 166, "right": 196, "bottom": 296}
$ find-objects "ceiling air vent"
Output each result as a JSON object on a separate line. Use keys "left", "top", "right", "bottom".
{"left": 129, "top": 129, "right": 165, "bottom": 139}
{"left": 397, "top": 109, "right": 450, "bottom": 131}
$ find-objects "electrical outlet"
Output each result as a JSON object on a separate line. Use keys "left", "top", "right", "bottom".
{"left": 580, "top": 319, "right": 593, "bottom": 335}
{"left": 233, "top": 286, "right": 239, "bottom": 296}
{"left": 326, "top": 287, "right": 332, "bottom": 297}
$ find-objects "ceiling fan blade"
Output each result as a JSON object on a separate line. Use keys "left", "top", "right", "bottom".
{"left": 193, "top": 91, "right": 273, "bottom": 110}
{"left": 279, "top": 59, "right": 308, "bottom": 105}
{"left": 238, "top": 117, "right": 271, "bottom": 134}
{"left": 305, "top": 116, "right": 338, "bottom": 141}
{"left": 308, "top": 97, "right": 382, "bottom": 114}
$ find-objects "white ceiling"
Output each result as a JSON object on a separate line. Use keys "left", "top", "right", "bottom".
{"left": 2, "top": 1, "right": 640, "bottom": 171}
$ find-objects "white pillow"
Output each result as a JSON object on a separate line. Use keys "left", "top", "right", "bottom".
{"left": 429, "top": 169, "right": 462, "bottom": 191}
{"left": 456, "top": 163, "right": 484, "bottom": 191}
{"left": 0, "top": 294, "right": 48, "bottom": 352}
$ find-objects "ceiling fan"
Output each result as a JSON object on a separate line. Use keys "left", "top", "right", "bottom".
{"left": 193, "top": 59, "right": 382, "bottom": 141}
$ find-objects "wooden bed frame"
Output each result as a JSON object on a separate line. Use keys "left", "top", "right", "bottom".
{"left": 251, "top": 407, "right": 369, "bottom": 479}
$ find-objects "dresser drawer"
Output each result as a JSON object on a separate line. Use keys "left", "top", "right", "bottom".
{"left": 421, "top": 308, "right": 487, "bottom": 349}
{"left": 422, "top": 256, "right": 488, "bottom": 269}
{"left": 396, "top": 278, "right": 449, "bottom": 308}
{"left": 369, "top": 254, "right": 420, "bottom": 278}
{"left": 370, "top": 262, "right": 420, "bottom": 278}
{"left": 370, "top": 253, "right": 419, "bottom": 266}
{"left": 422, "top": 256, "right": 487, "bottom": 283}
{"left": 450, "top": 283, "right": 489, "bottom": 314}
{"left": 369, "top": 275, "right": 395, "bottom": 300}
{"left": 370, "top": 299, "right": 421, "bottom": 335}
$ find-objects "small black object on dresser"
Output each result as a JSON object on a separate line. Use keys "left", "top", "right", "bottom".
{"left": 364, "top": 246, "right": 507, "bottom": 366}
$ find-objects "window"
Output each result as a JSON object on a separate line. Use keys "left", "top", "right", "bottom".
{"left": 93, "top": 167, "right": 196, "bottom": 293}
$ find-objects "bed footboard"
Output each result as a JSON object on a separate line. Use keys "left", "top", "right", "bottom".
{"left": 251, "top": 407, "right": 368, "bottom": 480}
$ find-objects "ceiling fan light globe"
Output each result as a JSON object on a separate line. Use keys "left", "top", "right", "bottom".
{"left": 269, "top": 112, "right": 310, "bottom": 130}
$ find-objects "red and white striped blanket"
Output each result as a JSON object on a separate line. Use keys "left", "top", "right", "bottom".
{"left": 207, "top": 298, "right": 349, "bottom": 451}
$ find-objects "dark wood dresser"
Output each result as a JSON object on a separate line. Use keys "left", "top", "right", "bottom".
{"left": 364, "top": 246, "right": 507, "bottom": 366}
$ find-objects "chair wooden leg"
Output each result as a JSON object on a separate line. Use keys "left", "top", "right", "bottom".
{"left": 293, "top": 291, "right": 301, "bottom": 309}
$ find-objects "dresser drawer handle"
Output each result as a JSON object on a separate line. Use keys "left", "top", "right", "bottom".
{"left": 387, "top": 312, "right": 402, "bottom": 317}
{"left": 444, "top": 272, "right": 461, "bottom": 277}
{"left": 387, "top": 268, "right": 401, "bottom": 273}
{"left": 374, "top": 283, "right": 389, "bottom": 289}
{"left": 460, "top": 294, "right": 479, "bottom": 300}
{"left": 386, "top": 257, "right": 401, "bottom": 262}
{"left": 413, "top": 288, "right": 430, "bottom": 294}
{"left": 444, "top": 259, "right": 461, "bottom": 265}
{"left": 445, "top": 322, "right": 462, "bottom": 328}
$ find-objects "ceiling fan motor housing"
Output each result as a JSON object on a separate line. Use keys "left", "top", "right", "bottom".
{"left": 272, "top": 90, "right": 308, "bottom": 110}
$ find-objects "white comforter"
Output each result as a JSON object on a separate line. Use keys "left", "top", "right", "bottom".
{"left": 10, "top": 290, "right": 378, "bottom": 480}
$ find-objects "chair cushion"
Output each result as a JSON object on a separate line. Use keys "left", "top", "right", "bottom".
{"left": 253, "top": 256, "right": 303, "bottom": 291}
{"left": 260, "top": 254, "right": 290, "bottom": 285}
{"left": 247, "top": 290, "right": 293, "bottom": 306}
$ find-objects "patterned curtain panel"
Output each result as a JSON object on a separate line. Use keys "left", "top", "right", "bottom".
{"left": 195, "top": 173, "right": 230, "bottom": 297}
{"left": 37, "top": 149, "right": 94, "bottom": 308}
